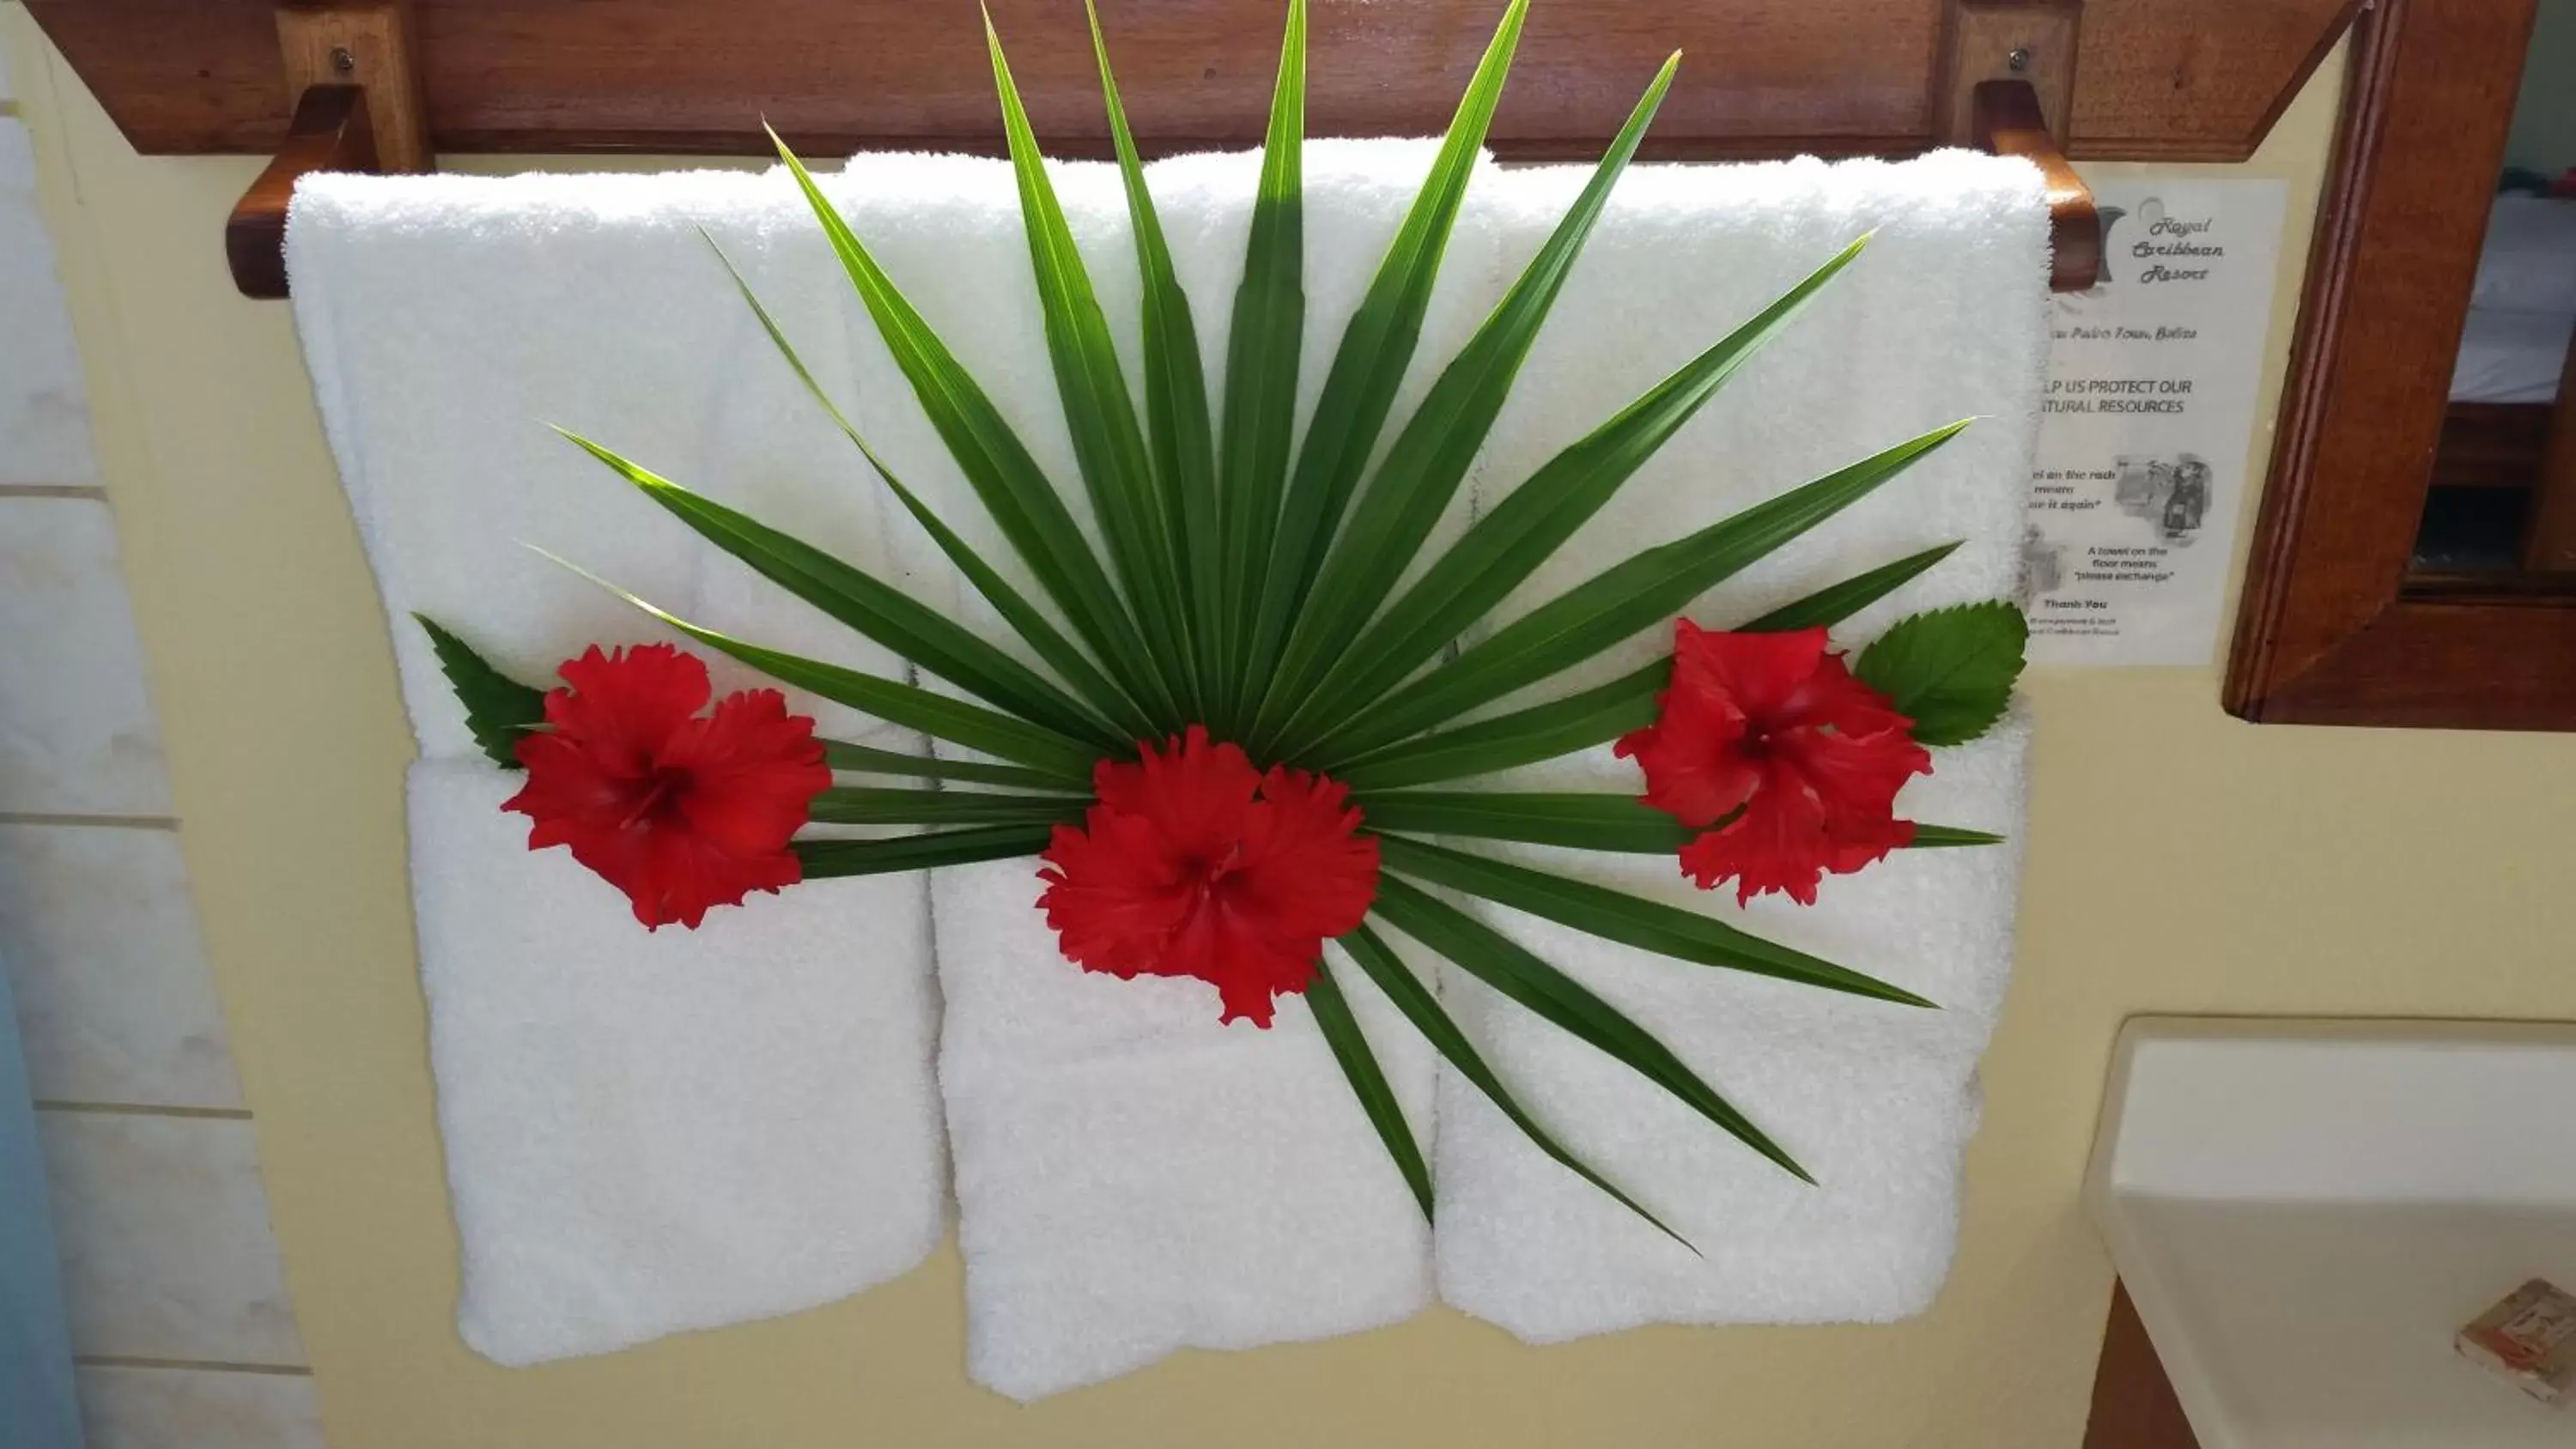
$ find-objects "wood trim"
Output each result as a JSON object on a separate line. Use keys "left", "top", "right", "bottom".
{"left": 1935, "top": 1, "right": 2081, "bottom": 146}
{"left": 222, "top": 84, "right": 375, "bottom": 299}
{"left": 276, "top": 0, "right": 432, "bottom": 173}
{"left": 21, "top": 0, "right": 2356, "bottom": 164}
{"left": 2222, "top": 0, "right": 2576, "bottom": 731}
{"left": 2520, "top": 324, "right": 2576, "bottom": 571}
{"left": 2083, "top": 1281, "right": 2202, "bottom": 1449}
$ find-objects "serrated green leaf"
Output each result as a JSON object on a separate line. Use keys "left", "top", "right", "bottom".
{"left": 1306, "top": 955, "right": 1433, "bottom": 1222}
{"left": 1852, "top": 601, "right": 2027, "bottom": 746}
{"left": 558, "top": 427, "right": 1125, "bottom": 753}
{"left": 1370, "top": 875, "right": 1811, "bottom": 1184}
{"left": 821, "top": 740, "right": 1081, "bottom": 792}
{"left": 1239, "top": 0, "right": 1534, "bottom": 735}
{"left": 1259, "top": 9, "right": 1643, "bottom": 746}
{"left": 1336, "top": 925, "right": 1689, "bottom": 1247}
{"left": 1372, "top": 834, "right": 1931, "bottom": 1006}
{"left": 1264, "top": 234, "right": 1874, "bottom": 761}
{"left": 793, "top": 825, "right": 1054, "bottom": 879}
{"left": 987, "top": 15, "right": 1197, "bottom": 717}
{"left": 415, "top": 615, "right": 548, "bottom": 769}
{"left": 705, "top": 237, "right": 1157, "bottom": 743}
{"left": 807, "top": 787, "right": 1086, "bottom": 828}
{"left": 1311, "top": 420, "right": 1969, "bottom": 761}
{"left": 1324, "top": 545, "right": 1959, "bottom": 787}
{"left": 769, "top": 130, "right": 1180, "bottom": 727}
{"left": 1089, "top": 0, "right": 1222, "bottom": 724}
{"left": 1212, "top": 0, "right": 1307, "bottom": 732}
{"left": 535, "top": 549, "right": 1098, "bottom": 784}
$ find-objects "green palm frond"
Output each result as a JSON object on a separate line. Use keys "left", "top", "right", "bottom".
{"left": 438, "top": 0, "right": 2031, "bottom": 1243}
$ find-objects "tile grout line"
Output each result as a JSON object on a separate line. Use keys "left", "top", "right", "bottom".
{"left": 73, "top": 1355, "right": 312, "bottom": 1378}
{"left": 34, "top": 1100, "right": 252, "bottom": 1121}
{"left": 0, "top": 812, "right": 178, "bottom": 830}
{"left": 0, "top": 483, "right": 109, "bottom": 500}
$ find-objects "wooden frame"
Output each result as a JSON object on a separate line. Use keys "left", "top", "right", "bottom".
{"left": 27, "top": 0, "right": 2354, "bottom": 163}
{"left": 2224, "top": 0, "right": 2576, "bottom": 731}
{"left": 2081, "top": 1282, "right": 2200, "bottom": 1449}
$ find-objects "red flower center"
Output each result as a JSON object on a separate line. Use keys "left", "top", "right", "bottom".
{"left": 1038, "top": 726, "right": 1380, "bottom": 1027}
{"left": 1617, "top": 621, "right": 1929, "bottom": 906}
{"left": 502, "top": 643, "right": 832, "bottom": 930}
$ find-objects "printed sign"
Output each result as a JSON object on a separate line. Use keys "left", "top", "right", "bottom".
{"left": 2022, "top": 179, "right": 2289, "bottom": 665}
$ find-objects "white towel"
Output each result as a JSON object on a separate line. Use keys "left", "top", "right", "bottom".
{"left": 799, "top": 141, "right": 1496, "bottom": 1400}
{"left": 405, "top": 760, "right": 945, "bottom": 1364}
{"left": 1425, "top": 153, "right": 2047, "bottom": 1340}
{"left": 287, "top": 169, "right": 951, "bottom": 1362}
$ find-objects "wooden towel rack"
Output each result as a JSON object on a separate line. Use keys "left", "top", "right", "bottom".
{"left": 223, "top": 0, "right": 432, "bottom": 299}
{"left": 191, "top": 0, "right": 2165, "bottom": 299}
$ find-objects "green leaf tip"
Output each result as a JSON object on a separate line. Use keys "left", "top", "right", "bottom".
{"left": 415, "top": 614, "right": 547, "bottom": 770}
{"left": 1854, "top": 598, "right": 2027, "bottom": 747}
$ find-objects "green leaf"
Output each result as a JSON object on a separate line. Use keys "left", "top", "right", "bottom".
{"left": 1241, "top": 0, "right": 1534, "bottom": 733}
{"left": 793, "top": 825, "right": 1053, "bottom": 879}
{"left": 1336, "top": 925, "right": 1690, "bottom": 1248}
{"left": 1852, "top": 601, "right": 2028, "bottom": 747}
{"left": 1370, "top": 876, "right": 1811, "bottom": 1183}
{"left": 769, "top": 130, "right": 1179, "bottom": 727}
{"left": 1910, "top": 823, "right": 2005, "bottom": 847}
{"left": 415, "top": 615, "right": 547, "bottom": 769}
{"left": 1332, "top": 660, "right": 1663, "bottom": 791}
{"left": 536, "top": 549, "right": 1099, "bottom": 784}
{"left": 1266, "top": 234, "right": 1874, "bottom": 760}
{"left": 807, "top": 787, "right": 1085, "bottom": 828}
{"left": 1212, "top": 0, "right": 1307, "bottom": 732}
{"left": 987, "top": 15, "right": 1197, "bottom": 717}
{"left": 1360, "top": 791, "right": 1689, "bottom": 852}
{"left": 1310, "top": 419, "right": 1970, "bottom": 762}
{"left": 1359, "top": 791, "right": 1995, "bottom": 859}
{"left": 704, "top": 237, "right": 1158, "bottom": 743}
{"left": 1089, "top": 0, "right": 1223, "bottom": 722}
{"left": 1305, "top": 955, "right": 1433, "bottom": 1222}
{"left": 1372, "top": 834, "right": 1931, "bottom": 1006}
{"left": 557, "top": 428, "right": 1125, "bottom": 753}
{"left": 821, "top": 740, "right": 1083, "bottom": 792}
{"left": 1258, "top": 51, "right": 1678, "bottom": 745}
{"left": 1324, "top": 545, "right": 1956, "bottom": 787}
{"left": 1739, "top": 542, "right": 1961, "bottom": 632}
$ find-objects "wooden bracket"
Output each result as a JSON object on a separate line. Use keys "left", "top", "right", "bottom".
{"left": 224, "top": 1, "right": 431, "bottom": 299}
{"left": 1975, "top": 79, "right": 2104, "bottom": 293}
{"left": 1941, "top": 0, "right": 2101, "bottom": 293}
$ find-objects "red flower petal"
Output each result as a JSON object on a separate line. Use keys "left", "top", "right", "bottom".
{"left": 503, "top": 644, "right": 829, "bottom": 930}
{"left": 1037, "top": 732, "right": 1380, "bottom": 1027}
{"left": 1628, "top": 621, "right": 1931, "bottom": 904}
{"left": 544, "top": 643, "right": 711, "bottom": 775}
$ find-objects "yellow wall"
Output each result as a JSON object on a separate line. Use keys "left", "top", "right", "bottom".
{"left": 10, "top": 17, "right": 2576, "bottom": 1445}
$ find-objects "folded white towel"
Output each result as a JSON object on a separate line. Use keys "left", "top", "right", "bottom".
{"left": 931, "top": 858, "right": 1434, "bottom": 1401}
{"left": 788, "top": 140, "right": 1496, "bottom": 1398}
{"left": 1426, "top": 153, "right": 2047, "bottom": 1340}
{"left": 288, "top": 169, "right": 951, "bottom": 1363}
{"left": 405, "top": 759, "right": 945, "bottom": 1365}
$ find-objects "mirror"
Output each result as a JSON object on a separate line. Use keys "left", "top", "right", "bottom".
{"left": 2414, "top": 0, "right": 2576, "bottom": 578}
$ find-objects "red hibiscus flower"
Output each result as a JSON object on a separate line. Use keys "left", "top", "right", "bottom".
{"left": 1616, "top": 621, "right": 1929, "bottom": 906}
{"left": 502, "top": 644, "right": 831, "bottom": 930}
{"left": 1037, "top": 726, "right": 1380, "bottom": 1027}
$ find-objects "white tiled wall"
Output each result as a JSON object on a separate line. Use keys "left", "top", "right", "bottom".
{"left": 1, "top": 43, "right": 323, "bottom": 1449}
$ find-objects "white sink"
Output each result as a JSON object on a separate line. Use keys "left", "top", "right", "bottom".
{"left": 2087, "top": 1019, "right": 2576, "bottom": 1447}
